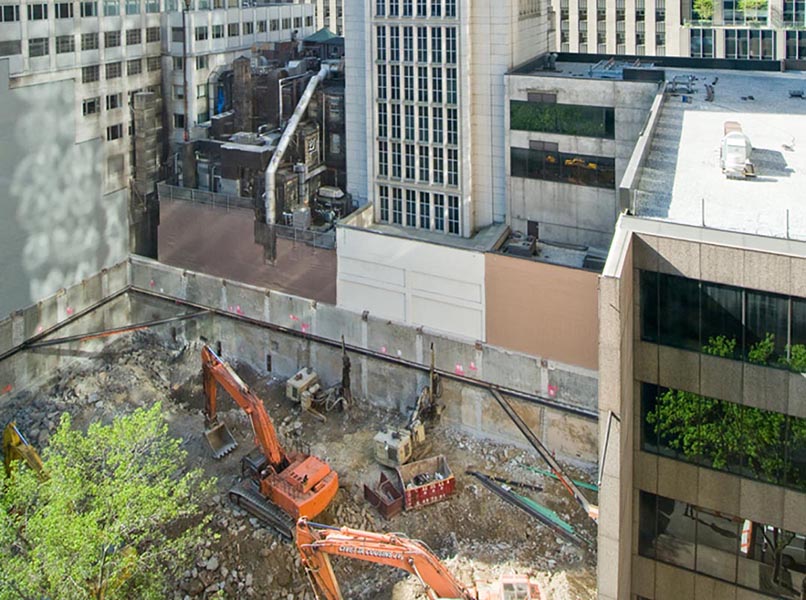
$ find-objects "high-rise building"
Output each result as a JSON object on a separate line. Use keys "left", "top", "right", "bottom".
{"left": 598, "top": 66, "right": 806, "bottom": 599}
{"left": 344, "top": 0, "right": 550, "bottom": 239}
{"left": 0, "top": 0, "right": 314, "bottom": 316}
{"left": 552, "top": 0, "right": 806, "bottom": 61}
{"left": 314, "top": 0, "right": 344, "bottom": 34}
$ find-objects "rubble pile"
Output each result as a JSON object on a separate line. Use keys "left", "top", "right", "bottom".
{"left": 1, "top": 333, "right": 596, "bottom": 599}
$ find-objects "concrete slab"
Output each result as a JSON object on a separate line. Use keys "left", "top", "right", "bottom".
{"left": 634, "top": 68, "right": 806, "bottom": 240}
{"left": 158, "top": 199, "right": 336, "bottom": 303}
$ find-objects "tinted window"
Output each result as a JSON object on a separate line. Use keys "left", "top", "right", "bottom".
{"left": 510, "top": 100, "right": 615, "bottom": 139}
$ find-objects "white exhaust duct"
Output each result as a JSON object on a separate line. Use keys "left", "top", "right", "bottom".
{"left": 263, "top": 64, "right": 331, "bottom": 225}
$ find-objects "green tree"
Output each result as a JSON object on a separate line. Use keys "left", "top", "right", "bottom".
{"left": 692, "top": 0, "right": 714, "bottom": 20}
{"left": 781, "top": 343, "right": 806, "bottom": 373}
{"left": 747, "top": 332, "right": 775, "bottom": 365}
{"left": 648, "top": 337, "right": 806, "bottom": 587}
{"left": 738, "top": 0, "right": 768, "bottom": 13}
{"left": 0, "top": 403, "right": 216, "bottom": 600}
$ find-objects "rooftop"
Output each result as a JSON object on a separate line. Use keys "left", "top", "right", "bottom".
{"left": 632, "top": 67, "right": 806, "bottom": 240}
{"left": 513, "top": 58, "right": 663, "bottom": 81}
{"left": 363, "top": 221, "right": 510, "bottom": 252}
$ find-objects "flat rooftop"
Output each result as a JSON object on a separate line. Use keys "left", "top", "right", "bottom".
{"left": 513, "top": 58, "right": 662, "bottom": 81}
{"left": 633, "top": 67, "right": 806, "bottom": 240}
{"left": 351, "top": 221, "right": 510, "bottom": 252}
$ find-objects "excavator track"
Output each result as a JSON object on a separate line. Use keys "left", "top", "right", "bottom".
{"left": 228, "top": 480, "right": 294, "bottom": 542}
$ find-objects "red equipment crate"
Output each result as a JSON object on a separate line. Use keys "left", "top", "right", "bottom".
{"left": 363, "top": 472, "right": 404, "bottom": 519}
{"left": 395, "top": 455, "right": 455, "bottom": 510}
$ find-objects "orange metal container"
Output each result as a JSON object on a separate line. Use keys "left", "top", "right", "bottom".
{"left": 264, "top": 452, "right": 339, "bottom": 519}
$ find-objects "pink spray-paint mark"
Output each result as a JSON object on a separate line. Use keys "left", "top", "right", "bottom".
{"left": 66, "top": 307, "right": 74, "bottom": 316}
{"left": 301, "top": 323, "right": 310, "bottom": 333}
{"left": 236, "top": 305, "right": 243, "bottom": 315}
{"left": 380, "top": 346, "right": 387, "bottom": 354}
{"left": 36, "top": 325, "right": 43, "bottom": 334}
{"left": 469, "top": 361, "right": 477, "bottom": 371}
{"left": 455, "top": 364, "right": 465, "bottom": 375}
{"left": 149, "top": 279, "right": 155, "bottom": 287}
{"left": 289, "top": 314, "right": 299, "bottom": 321}
{"left": 548, "top": 384, "right": 558, "bottom": 397}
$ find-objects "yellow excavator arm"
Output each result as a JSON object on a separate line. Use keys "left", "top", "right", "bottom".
{"left": 2, "top": 422, "right": 45, "bottom": 480}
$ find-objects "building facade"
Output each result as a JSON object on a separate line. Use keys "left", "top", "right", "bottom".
{"left": 313, "top": 0, "right": 343, "bottom": 34}
{"left": 344, "top": 0, "right": 550, "bottom": 239}
{"left": 552, "top": 0, "right": 806, "bottom": 61}
{"left": 599, "top": 216, "right": 806, "bottom": 600}
{"left": 0, "top": 0, "right": 313, "bottom": 318}
{"left": 162, "top": 3, "right": 316, "bottom": 147}
{"left": 598, "top": 66, "right": 806, "bottom": 599}
{"left": 506, "top": 59, "right": 659, "bottom": 250}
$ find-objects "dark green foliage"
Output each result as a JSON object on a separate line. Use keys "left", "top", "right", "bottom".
{"left": 648, "top": 337, "right": 806, "bottom": 490}
{"left": 509, "top": 101, "right": 614, "bottom": 139}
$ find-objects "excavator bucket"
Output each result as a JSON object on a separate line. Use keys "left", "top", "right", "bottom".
{"left": 205, "top": 421, "right": 238, "bottom": 459}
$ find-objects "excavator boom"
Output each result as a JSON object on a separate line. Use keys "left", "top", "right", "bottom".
{"left": 296, "top": 519, "right": 543, "bottom": 600}
{"left": 2, "top": 423, "right": 45, "bottom": 480}
{"left": 202, "top": 344, "right": 286, "bottom": 465}
{"left": 297, "top": 518, "right": 475, "bottom": 600}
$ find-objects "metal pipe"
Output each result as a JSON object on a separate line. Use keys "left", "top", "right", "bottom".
{"left": 22, "top": 311, "right": 209, "bottom": 350}
{"left": 264, "top": 64, "right": 331, "bottom": 225}
{"left": 597, "top": 410, "right": 621, "bottom": 488}
{"left": 182, "top": 0, "right": 190, "bottom": 142}
{"left": 467, "top": 470, "right": 588, "bottom": 547}
{"left": 0, "top": 287, "right": 130, "bottom": 364}
{"left": 278, "top": 72, "right": 310, "bottom": 128}
{"left": 488, "top": 387, "right": 599, "bottom": 523}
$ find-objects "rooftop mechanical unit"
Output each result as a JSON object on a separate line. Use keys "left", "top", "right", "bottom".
{"left": 506, "top": 236, "right": 537, "bottom": 257}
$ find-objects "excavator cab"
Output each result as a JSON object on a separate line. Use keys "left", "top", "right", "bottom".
{"left": 199, "top": 345, "right": 338, "bottom": 539}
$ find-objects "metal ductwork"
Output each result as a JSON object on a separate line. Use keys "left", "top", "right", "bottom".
{"left": 263, "top": 63, "right": 331, "bottom": 225}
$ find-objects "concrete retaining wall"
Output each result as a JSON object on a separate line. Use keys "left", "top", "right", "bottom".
{"left": 0, "top": 263, "right": 131, "bottom": 398}
{"left": 129, "top": 256, "right": 598, "bottom": 463}
{"left": 0, "top": 257, "right": 598, "bottom": 465}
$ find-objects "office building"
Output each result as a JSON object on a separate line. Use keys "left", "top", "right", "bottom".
{"left": 552, "top": 0, "right": 806, "bottom": 61}
{"left": 0, "top": 0, "right": 313, "bottom": 317}
{"left": 505, "top": 56, "right": 661, "bottom": 250}
{"left": 598, "top": 66, "right": 806, "bottom": 599}
{"left": 344, "top": 0, "right": 551, "bottom": 239}
{"left": 314, "top": 0, "right": 343, "bottom": 34}
{"left": 163, "top": 3, "right": 316, "bottom": 147}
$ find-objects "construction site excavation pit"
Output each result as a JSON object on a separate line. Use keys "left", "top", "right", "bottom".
{"left": 0, "top": 332, "right": 597, "bottom": 599}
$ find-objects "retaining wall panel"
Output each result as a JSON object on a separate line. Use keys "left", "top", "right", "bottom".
{"left": 222, "top": 282, "right": 266, "bottom": 323}
{"left": 312, "top": 303, "right": 363, "bottom": 347}
{"left": 106, "top": 263, "right": 129, "bottom": 294}
{"left": 368, "top": 318, "right": 418, "bottom": 364}
{"left": 184, "top": 272, "right": 225, "bottom": 308}
{"left": 482, "top": 346, "right": 543, "bottom": 394}
{"left": 548, "top": 367, "right": 598, "bottom": 410}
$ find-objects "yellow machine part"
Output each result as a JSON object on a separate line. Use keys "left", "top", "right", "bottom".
{"left": 2, "top": 422, "right": 45, "bottom": 479}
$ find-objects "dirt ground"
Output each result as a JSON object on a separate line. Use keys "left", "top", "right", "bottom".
{"left": 1, "top": 333, "right": 597, "bottom": 599}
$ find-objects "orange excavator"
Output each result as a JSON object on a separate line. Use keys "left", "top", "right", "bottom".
{"left": 201, "top": 345, "right": 339, "bottom": 539}
{"left": 296, "top": 518, "right": 543, "bottom": 600}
